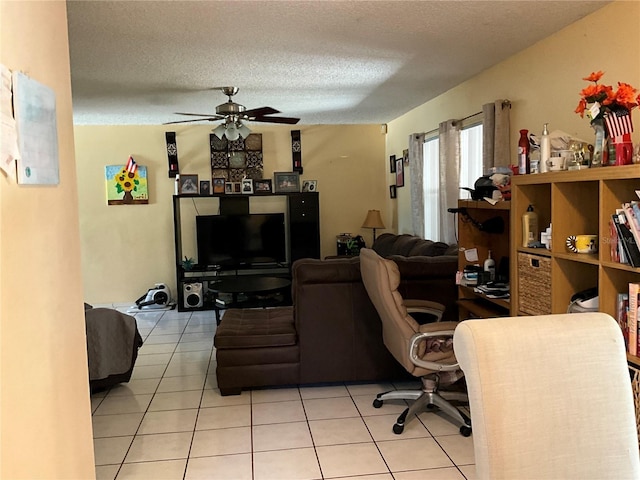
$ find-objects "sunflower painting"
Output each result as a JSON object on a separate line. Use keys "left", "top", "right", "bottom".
{"left": 105, "top": 163, "right": 148, "bottom": 205}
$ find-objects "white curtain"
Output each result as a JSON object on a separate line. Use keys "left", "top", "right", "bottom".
{"left": 482, "top": 99, "right": 511, "bottom": 170}
{"left": 439, "top": 120, "right": 461, "bottom": 245}
{"left": 409, "top": 133, "right": 425, "bottom": 236}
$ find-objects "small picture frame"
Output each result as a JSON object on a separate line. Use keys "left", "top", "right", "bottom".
{"left": 395, "top": 158, "right": 404, "bottom": 187}
{"left": 241, "top": 178, "right": 254, "bottom": 194}
{"left": 302, "top": 180, "right": 317, "bottom": 193}
{"left": 254, "top": 178, "right": 272, "bottom": 194}
{"left": 403, "top": 149, "right": 409, "bottom": 165}
{"left": 212, "top": 177, "right": 225, "bottom": 194}
{"left": 199, "top": 180, "right": 211, "bottom": 196}
{"left": 273, "top": 172, "right": 300, "bottom": 193}
{"left": 390, "top": 155, "right": 396, "bottom": 173}
{"left": 179, "top": 174, "right": 199, "bottom": 195}
{"left": 231, "top": 182, "right": 242, "bottom": 194}
{"left": 224, "top": 182, "right": 233, "bottom": 194}
{"left": 390, "top": 185, "right": 397, "bottom": 199}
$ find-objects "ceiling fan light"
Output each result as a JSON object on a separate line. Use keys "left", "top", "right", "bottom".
{"left": 212, "top": 124, "right": 226, "bottom": 139}
{"left": 237, "top": 123, "right": 251, "bottom": 138}
{"left": 225, "top": 123, "right": 240, "bottom": 141}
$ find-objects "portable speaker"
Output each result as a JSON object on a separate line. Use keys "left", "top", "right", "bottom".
{"left": 183, "top": 283, "right": 203, "bottom": 308}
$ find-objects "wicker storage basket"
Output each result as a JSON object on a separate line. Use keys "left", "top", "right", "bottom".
{"left": 517, "top": 252, "right": 551, "bottom": 315}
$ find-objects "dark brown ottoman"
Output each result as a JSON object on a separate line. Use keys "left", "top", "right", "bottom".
{"left": 214, "top": 306, "right": 300, "bottom": 395}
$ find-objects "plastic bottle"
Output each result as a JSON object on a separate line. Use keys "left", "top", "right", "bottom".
{"left": 522, "top": 205, "right": 539, "bottom": 247}
{"left": 540, "top": 123, "right": 550, "bottom": 173}
{"left": 518, "top": 129, "right": 530, "bottom": 175}
{"left": 484, "top": 250, "right": 496, "bottom": 281}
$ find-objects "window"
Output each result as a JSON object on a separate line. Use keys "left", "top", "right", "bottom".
{"left": 422, "top": 118, "right": 483, "bottom": 241}
{"left": 459, "top": 122, "right": 483, "bottom": 192}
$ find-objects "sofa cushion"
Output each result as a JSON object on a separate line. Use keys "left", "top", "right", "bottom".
{"left": 215, "top": 307, "right": 296, "bottom": 349}
{"left": 372, "top": 233, "right": 455, "bottom": 258}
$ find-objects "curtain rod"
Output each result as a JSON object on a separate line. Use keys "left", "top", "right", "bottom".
{"left": 415, "top": 99, "right": 511, "bottom": 139}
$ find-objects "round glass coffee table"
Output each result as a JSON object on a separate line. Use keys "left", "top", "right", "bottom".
{"left": 208, "top": 276, "right": 291, "bottom": 324}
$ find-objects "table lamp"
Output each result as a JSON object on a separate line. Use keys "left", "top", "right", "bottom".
{"left": 362, "top": 209, "right": 385, "bottom": 244}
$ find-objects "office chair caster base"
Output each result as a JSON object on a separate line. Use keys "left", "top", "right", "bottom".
{"left": 393, "top": 422, "right": 404, "bottom": 434}
{"left": 460, "top": 425, "right": 472, "bottom": 437}
{"left": 373, "top": 398, "right": 383, "bottom": 408}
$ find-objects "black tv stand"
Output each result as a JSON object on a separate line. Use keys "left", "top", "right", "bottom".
{"left": 173, "top": 192, "right": 319, "bottom": 312}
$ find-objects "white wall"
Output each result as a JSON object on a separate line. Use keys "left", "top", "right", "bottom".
{"left": 0, "top": 1, "right": 96, "bottom": 478}
{"left": 386, "top": 1, "right": 640, "bottom": 234}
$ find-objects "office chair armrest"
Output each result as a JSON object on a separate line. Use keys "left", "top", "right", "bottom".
{"left": 409, "top": 330, "right": 459, "bottom": 372}
{"left": 405, "top": 299, "right": 445, "bottom": 322}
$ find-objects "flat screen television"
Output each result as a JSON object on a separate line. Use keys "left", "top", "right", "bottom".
{"left": 196, "top": 213, "right": 287, "bottom": 267}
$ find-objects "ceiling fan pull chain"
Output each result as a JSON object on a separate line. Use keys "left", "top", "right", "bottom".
{"left": 165, "top": 131, "right": 180, "bottom": 178}
{"left": 291, "top": 129, "right": 303, "bottom": 174}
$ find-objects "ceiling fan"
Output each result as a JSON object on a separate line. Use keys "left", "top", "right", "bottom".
{"left": 164, "top": 86, "right": 300, "bottom": 140}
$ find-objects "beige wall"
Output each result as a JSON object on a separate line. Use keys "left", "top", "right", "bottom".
{"left": 386, "top": 1, "right": 640, "bottom": 234}
{"left": 75, "top": 124, "right": 385, "bottom": 303}
{"left": 0, "top": 1, "right": 96, "bottom": 478}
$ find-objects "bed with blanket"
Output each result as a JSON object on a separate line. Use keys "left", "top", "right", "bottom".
{"left": 84, "top": 304, "right": 143, "bottom": 391}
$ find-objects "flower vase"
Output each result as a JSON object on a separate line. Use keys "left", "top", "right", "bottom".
{"left": 612, "top": 133, "right": 634, "bottom": 166}
{"left": 590, "top": 118, "right": 606, "bottom": 167}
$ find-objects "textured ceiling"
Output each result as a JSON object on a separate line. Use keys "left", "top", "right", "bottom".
{"left": 67, "top": 0, "right": 608, "bottom": 126}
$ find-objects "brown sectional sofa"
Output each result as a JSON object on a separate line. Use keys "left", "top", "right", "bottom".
{"left": 214, "top": 233, "right": 458, "bottom": 395}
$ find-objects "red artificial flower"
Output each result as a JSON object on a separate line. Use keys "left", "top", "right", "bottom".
{"left": 613, "top": 82, "right": 639, "bottom": 111}
{"left": 583, "top": 71, "right": 605, "bottom": 82}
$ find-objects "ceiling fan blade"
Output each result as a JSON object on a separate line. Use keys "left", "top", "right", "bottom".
{"left": 163, "top": 118, "right": 219, "bottom": 125}
{"left": 252, "top": 115, "right": 300, "bottom": 125}
{"left": 243, "top": 106, "right": 280, "bottom": 117}
{"left": 174, "top": 112, "right": 222, "bottom": 118}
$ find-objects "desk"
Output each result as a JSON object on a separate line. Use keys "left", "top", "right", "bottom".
{"left": 208, "top": 276, "right": 292, "bottom": 325}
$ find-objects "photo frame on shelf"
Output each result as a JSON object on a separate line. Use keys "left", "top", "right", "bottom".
{"left": 178, "top": 174, "right": 199, "bottom": 195}
{"left": 390, "top": 185, "right": 397, "bottom": 199}
{"left": 230, "top": 182, "right": 242, "bottom": 194}
{"left": 241, "top": 178, "right": 254, "bottom": 194}
{"left": 212, "top": 177, "right": 225, "bottom": 194}
{"left": 273, "top": 171, "right": 300, "bottom": 193}
{"left": 199, "top": 180, "right": 211, "bottom": 196}
{"left": 254, "top": 179, "right": 272, "bottom": 194}
{"left": 302, "top": 180, "right": 317, "bottom": 192}
{"left": 390, "top": 155, "right": 396, "bottom": 173}
{"left": 395, "top": 159, "right": 404, "bottom": 187}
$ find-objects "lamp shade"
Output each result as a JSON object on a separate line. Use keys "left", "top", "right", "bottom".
{"left": 225, "top": 123, "right": 240, "bottom": 141}
{"left": 362, "top": 210, "right": 385, "bottom": 229}
{"left": 212, "top": 124, "right": 227, "bottom": 139}
{"left": 237, "top": 122, "right": 251, "bottom": 138}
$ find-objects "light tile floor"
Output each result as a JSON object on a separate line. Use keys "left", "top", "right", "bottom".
{"left": 92, "top": 304, "right": 476, "bottom": 480}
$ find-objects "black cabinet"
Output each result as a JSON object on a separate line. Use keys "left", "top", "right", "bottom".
{"left": 173, "top": 192, "right": 320, "bottom": 311}
{"left": 288, "top": 193, "right": 320, "bottom": 263}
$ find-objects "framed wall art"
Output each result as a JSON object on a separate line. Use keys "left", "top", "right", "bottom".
{"left": 105, "top": 163, "right": 149, "bottom": 205}
{"left": 395, "top": 159, "right": 404, "bottom": 187}
{"left": 253, "top": 179, "right": 272, "bottom": 194}
{"left": 273, "top": 172, "right": 300, "bottom": 193}
{"left": 212, "top": 177, "right": 225, "bottom": 194}
{"left": 390, "top": 185, "right": 397, "bottom": 199}
{"left": 178, "top": 174, "right": 199, "bottom": 195}
{"left": 199, "top": 180, "right": 211, "bottom": 196}
{"left": 302, "top": 180, "right": 317, "bottom": 192}
{"left": 389, "top": 154, "right": 396, "bottom": 173}
{"left": 241, "top": 178, "right": 254, "bottom": 194}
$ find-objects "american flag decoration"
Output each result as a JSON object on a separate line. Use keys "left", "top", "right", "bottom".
{"left": 605, "top": 108, "right": 634, "bottom": 139}
{"left": 125, "top": 155, "right": 138, "bottom": 174}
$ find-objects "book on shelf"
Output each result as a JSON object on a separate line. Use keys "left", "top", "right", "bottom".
{"left": 617, "top": 292, "right": 629, "bottom": 350}
{"left": 612, "top": 211, "right": 640, "bottom": 267}
{"left": 609, "top": 217, "right": 620, "bottom": 263}
{"left": 622, "top": 203, "right": 640, "bottom": 248}
{"left": 629, "top": 283, "right": 640, "bottom": 356}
